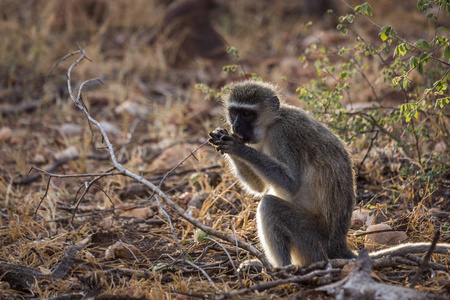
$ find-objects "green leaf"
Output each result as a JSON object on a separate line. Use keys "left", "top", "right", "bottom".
{"left": 409, "top": 56, "right": 418, "bottom": 68}
{"left": 356, "top": 3, "right": 373, "bottom": 16}
{"left": 364, "top": 3, "right": 373, "bottom": 16}
{"left": 380, "top": 26, "right": 392, "bottom": 41}
{"left": 417, "top": 61, "right": 424, "bottom": 75}
{"left": 394, "top": 43, "right": 407, "bottom": 57}
{"left": 153, "top": 263, "right": 168, "bottom": 271}
{"left": 417, "top": 0, "right": 424, "bottom": 11}
{"left": 444, "top": 45, "right": 450, "bottom": 60}
{"left": 403, "top": 76, "right": 411, "bottom": 90}
{"left": 415, "top": 39, "right": 431, "bottom": 50}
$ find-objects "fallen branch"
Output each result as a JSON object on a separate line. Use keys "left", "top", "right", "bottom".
{"left": 317, "top": 249, "right": 428, "bottom": 300}
{"left": 409, "top": 231, "right": 440, "bottom": 288}
{"left": 0, "top": 261, "right": 53, "bottom": 291}
{"left": 217, "top": 268, "right": 341, "bottom": 299}
{"left": 32, "top": 48, "right": 271, "bottom": 291}
{"left": 14, "top": 154, "right": 110, "bottom": 185}
{"left": 52, "top": 236, "right": 92, "bottom": 278}
{"left": 64, "top": 47, "right": 269, "bottom": 269}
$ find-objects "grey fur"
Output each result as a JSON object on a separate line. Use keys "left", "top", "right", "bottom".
{"left": 210, "top": 80, "right": 355, "bottom": 267}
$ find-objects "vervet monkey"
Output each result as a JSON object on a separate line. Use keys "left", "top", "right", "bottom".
{"left": 209, "top": 80, "right": 450, "bottom": 268}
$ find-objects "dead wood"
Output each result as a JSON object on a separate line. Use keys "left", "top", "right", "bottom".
{"left": 317, "top": 249, "right": 430, "bottom": 300}
{"left": 0, "top": 261, "right": 54, "bottom": 291}
{"left": 52, "top": 236, "right": 92, "bottom": 278}
{"left": 14, "top": 154, "right": 109, "bottom": 185}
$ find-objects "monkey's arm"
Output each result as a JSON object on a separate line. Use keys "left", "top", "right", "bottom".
{"left": 209, "top": 132, "right": 300, "bottom": 195}
{"left": 209, "top": 129, "right": 267, "bottom": 193}
{"left": 226, "top": 156, "right": 267, "bottom": 193}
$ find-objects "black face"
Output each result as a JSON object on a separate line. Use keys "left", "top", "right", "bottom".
{"left": 229, "top": 107, "right": 257, "bottom": 143}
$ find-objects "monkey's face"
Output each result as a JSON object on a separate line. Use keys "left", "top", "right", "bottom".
{"left": 228, "top": 106, "right": 260, "bottom": 143}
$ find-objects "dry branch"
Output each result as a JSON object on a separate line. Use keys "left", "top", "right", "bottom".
{"left": 317, "top": 249, "right": 428, "bottom": 300}
{"left": 32, "top": 48, "right": 272, "bottom": 292}
{"left": 52, "top": 236, "right": 92, "bottom": 278}
{"left": 62, "top": 47, "right": 270, "bottom": 269}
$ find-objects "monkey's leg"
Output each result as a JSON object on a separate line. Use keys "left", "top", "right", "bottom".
{"left": 257, "top": 195, "right": 327, "bottom": 267}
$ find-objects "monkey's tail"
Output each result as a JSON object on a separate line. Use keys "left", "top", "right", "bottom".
{"left": 368, "top": 242, "right": 450, "bottom": 259}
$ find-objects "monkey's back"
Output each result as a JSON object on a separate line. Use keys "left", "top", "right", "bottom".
{"left": 268, "top": 104, "right": 355, "bottom": 240}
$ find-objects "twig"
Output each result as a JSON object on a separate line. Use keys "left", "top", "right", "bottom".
{"left": 185, "top": 259, "right": 222, "bottom": 293}
{"left": 160, "top": 253, "right": 222, "bottom": 292}
{"left": 71, "top": 167, "right": 116, "bottom": 225}
{"left": 46, "top": 49, "right": 83, "bottom": 82}
{"left": 14, "top": 154, "right": 110, "bottom": 185}
{"left": 357, "top": 130, "right": 378, "bottom": 175}
{"left": 147, "top": 165, "right": 221, "bottom": 181}
{"left": 205, "top": 236, "right": 243, "bottom": 286}
{"left": 409, "top": 231, "right": 440, "bottom": 288}
{"left": 152, "top": 141, "right": 210, "bottom": 256}
{"left": 119, "top": 239, "right": 140, "bottom": 263}
{"left": 34, "top": 177, "right": 52, "bottom": 218}
{"left": 405, "top": 253, "right": 448, "bottom": 272}
{"left": 91, "top": 183, "right": 116, "bottom": 229}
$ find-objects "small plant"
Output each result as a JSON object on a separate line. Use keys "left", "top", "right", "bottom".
{"left": 296, "top": 1, "right": 450, "bottom": 202}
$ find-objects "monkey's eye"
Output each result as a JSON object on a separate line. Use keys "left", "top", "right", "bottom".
{"left": 231, "top": 109, "right": 238, "bottom": 116}
{"left": 243, "top": 110, "right": 250, "bottom": 117}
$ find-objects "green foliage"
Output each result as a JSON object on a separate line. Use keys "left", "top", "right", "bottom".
{"left": 298, "top": 1, "right": 450, "bottom": 196}
{"left": 195, "top": 83, "right": 221, "bottom": 100}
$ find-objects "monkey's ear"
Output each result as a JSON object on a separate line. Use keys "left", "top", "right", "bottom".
{"left": 270, "top": 96, "right": 280, "bottom": 111}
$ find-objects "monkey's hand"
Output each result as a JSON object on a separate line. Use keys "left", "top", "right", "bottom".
{"left": 208, "top": 129, "right": 245, "bottom": 155}
{"left": 209, "top": 128, "right": 229, "bottom": 141}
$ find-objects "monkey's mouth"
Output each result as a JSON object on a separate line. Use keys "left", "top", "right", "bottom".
{"left": 234, "top": 133, "right": 244, "bottom": 140}
{"left": 233, "top": 132, "right": 253, "bottom": 143}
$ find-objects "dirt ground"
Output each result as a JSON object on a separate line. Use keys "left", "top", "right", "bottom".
{"left": 0, "top": 0, "right": 449, "bottom": 299}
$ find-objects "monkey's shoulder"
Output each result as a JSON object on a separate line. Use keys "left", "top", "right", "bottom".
{"left": 275, "top": 105, "right": 330, "bottom": 136}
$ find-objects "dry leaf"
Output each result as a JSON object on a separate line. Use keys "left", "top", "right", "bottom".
{"left": 32, "top": 153, "right": 46, "bottom": 164}
{"left": 99, "top": 216, "right": 113, "bottom": 230}
{"left": 351, "top": 208, "right": 373, "bottom": 227}
{"left": 118, "top": 207, "right": 153, "bottom": 219}
{"left": 105, "top": 241, "right": 140, "bottom": 260}
{"left": 38, "top": 266, "right": 52, "bottom": 275}
{"left": 54, "top": 145, "right": 79, "bottom": 160}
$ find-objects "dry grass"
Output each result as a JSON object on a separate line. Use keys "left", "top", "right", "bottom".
{"left": 0, "top": 0, "right": 448, "bottom": 299}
